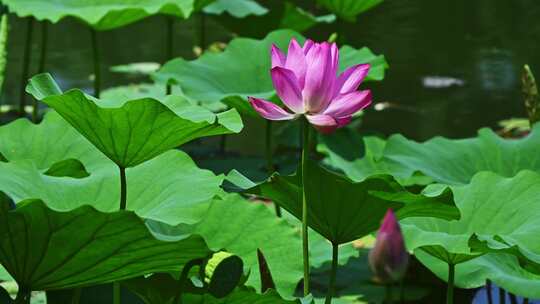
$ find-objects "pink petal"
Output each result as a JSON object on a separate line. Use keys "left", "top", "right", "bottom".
{"left": 336, "top": 64, "right": 370, "bottom": 94}
{"left": 303, "top": 39, "right": 314, "bottom": 54}
{"left": 271, "top": 67, "right": 304, "bottom": 113}
{"left": 306, "top": 114, "right": 339, "bottom": 134}
{"left": 330, "top": 43, "right": 339, "bottom": 74}
{"left": 303, "top": 43, "right": 336, "bottom": 113}
{"left": 323, "top": 90, "right": 372, "bottom": 117}
{"left": 285, "top": 38, "right": 308, "bottom": 88}
{"left": 271, "top": 44, "right": 286, "bottom": 68}
{"left": 248, "top": 97, "right": 296, "bottom": 121}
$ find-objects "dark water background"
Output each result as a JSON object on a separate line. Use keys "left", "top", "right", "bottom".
{"left": 3, "top": 0, "right": 540, "bottom": 142}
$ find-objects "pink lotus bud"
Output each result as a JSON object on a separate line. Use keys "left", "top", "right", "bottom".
{"left": 369, "top": 209, "right": 409, "bottom": 284}
{"left": 248, "top": 38, "right": 372, "bottom": 133}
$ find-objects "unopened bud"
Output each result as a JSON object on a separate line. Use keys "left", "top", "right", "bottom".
{"left": 368, "top": 209, "right": 409, "bottom": 284}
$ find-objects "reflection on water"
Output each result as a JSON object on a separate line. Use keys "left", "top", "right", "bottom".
{"left": 2, "top": 0, "right": 540, "bottom": 140}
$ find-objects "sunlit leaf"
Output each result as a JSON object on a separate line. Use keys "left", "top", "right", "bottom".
{"left": 279, "top": 2, "right": 335, "bottom": 33}
{"left": 203, "top": 0, "right": 268, "bottom": 18}
{"left": 3, "top": 0, "right": 196, "bottom": 30}
{"left": 316, "top": 0, "right": 383, "bottom": 22}
{"left": 383, "top": 124, "right": 540, "bottom": 185}
{"left": 317, "top": 129, "right": 430, "bottom": 185}
{"left": 27, "top": 74, "right": 243, "bottom": 168}
{"left": 153, "top": 30, "right": 387, "bottom": 116}
{"left": 403, "top": 171, "right": 540, "bottom": 297}
{"left": 0, "top": 112, "right": 224, "bottom": 225}
{"left": 0, "top": 199, "right": 211, "bottom": 290}
{"left": 163, "top": 194, "right": 304, "bottom": 296}
{"left": 246, "top": 159, "right": 458, "bottom": 245}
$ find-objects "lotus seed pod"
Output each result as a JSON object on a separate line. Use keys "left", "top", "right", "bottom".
{"left": 204, "top": 251, "right": 244, "bottom": 298}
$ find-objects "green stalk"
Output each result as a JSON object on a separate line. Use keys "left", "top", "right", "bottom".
{"left": 71, "top": 288, "right": 82, "bottom": 304}
{"left": 33, "top": 21, "right": 48, "bottom": 122}
{"left": 14, "top": 287, "right": 30, "bottom": 304}
{"left": 174, "top": 258, "right": 204, "bottom": 304}
{"left": 486, "top": 280, "right": 493, "bottom": 304}
{"left": 199, "top": 12, "right": 206, "bottom": 51}
{"left": 399, "top": 279, "right": 404, "bottom": 303}
{"left": 499, "top": 287, "right": 506, "bottom": 304}
{"left": 19, "top": 17, "right": 34, "bottom": 116}
{"left": 113, "top": 166, "right": 127, "bottom": 304}
{"left": 446, "top": 263, "right": 455, "bottom": 304}
{"left": 301, "top": 118, "right": 311, "bottom": 296}
{"left": 119, "top": 166, "right": 127, "bottom": 210}
{"left": 113, "top": 283, "right": 121, "bottom": 304}
{"left": 324, "top": 243, "right": 339, "bottom": 304}
{"left": 265, "top": 120, "right": 281, "bottom": 217}
{"left": 509, "top": 293, "right": 518, "bottom": 304}
{"left": 165, "top": 16, "right": 174, "bottom": 95}
{"left": 386, "top": 284, "right": 393, "bottom": 304}
{"left": 90, "top": 28, "right": 100, "bottom": 98}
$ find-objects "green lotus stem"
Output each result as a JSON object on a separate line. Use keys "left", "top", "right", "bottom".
{"left": 499, "top": 287, "right": 506, "bottom": 304}
{"left": 0, "top": 13, "right": 9, "bottom": 112}
{"left": 19, "top": 17, "right": 34, "bottom": 116}
{"left": 386, "top": 284, "right": 394, "bottom": 303}
{"left": 219, "top": 135, "right": 227, "bottom": 154}
{"left": 165, "top": 16, "right": 174, "bottom": 95}
{"left": 399, "top": 279, "right": 404, "bottom": 303}
{"left": 509, "top": 293, "right": 518, "bottom": 304}
{"left": 119, "top": 166, "right": 127, "bottom": 210}
{"left": 301, "top": 118, "right": 311, "bottom": 296}
{"left": 199, "top": 12, "right": 206, "bottom": 51}
{"left": 324, "top": 243, "right": 339, "bottom": 304}
{"left": 446, "top": 263, "right": 455, "bottom": 304}
{"left": 33, "top": 21, "right": 48, "bottom": 122}
{"left": 14, "top": 287, "right": 30, "bottom": 304}
{"left": 71, "top": 288, "right": 82, "bottom": 304}
{"left": 524, "top": 298, "right": 530, "bottom": 304}
{"left": 90, "top": 28, "right": 101, "bottom": 98}
{"left": 113, "top": 166, "right": 127, "bottom": 304}
{"left": 486, "top": 280, "right": 493, "bottom": 304}
{"left": 174, "top": 258, "right": 204, "bottom": 304}
{"left": 113, "top": 282, "right": 121, "bottom": 304}
{"left": 265, "top": 120, "right": 281, "bottom": 217}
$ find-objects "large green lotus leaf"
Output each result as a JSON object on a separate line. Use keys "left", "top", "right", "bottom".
{"left": 403, "top": 171, "right": 540, "bottom": 296}
{"left": 152, "top": 30, "right": 387, "bottom": 116}
{"left": 317, "top": 129, "right": 430, "bottom": 185}
{"left": 279, "top": 2, "right": 335, "bottom": 33}
{"left": 415, "top": 251, "right": 540, "bottom": 299}
{"left": 209, "top": 2, "right": 335, "bottom": 37}
{"left": 0, "top": 265, "right": 11, "bottom": 281}
{"left": 384, "top": 124, "right": 540, "bottom": 185}
{"left": 316, "top": 0, "right": 383, "bottom": 22}
{"left": 203, "top": 0, "right": 268, "bottom": 18}
{"left": 27, "top": 74, "right": 242, "bottom": 168}
{"left": 0, "top": 199, "right": 211, "bottom": 291}
{"left": 2, "top": 0, "right": 195, "bottom": 31}
{"left": 190, "top": 194, "right": 303, "bottom": 296}
{"left": 0, "top": 112, "right": 223, "bottom": 225}
{"left": 246, "top": 159, "right": 458, "bottom": 245}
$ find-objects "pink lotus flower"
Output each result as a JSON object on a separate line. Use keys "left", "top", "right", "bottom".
{"left": 369, "top": 209, "right": 409, "bottom": 284}
{"left": 248, "top": 38, "right": 372, "bottom": 133}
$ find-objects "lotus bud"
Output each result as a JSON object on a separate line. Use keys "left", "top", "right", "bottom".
{"left": 369, "top": 209, "right": 409, "bottom": 284}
